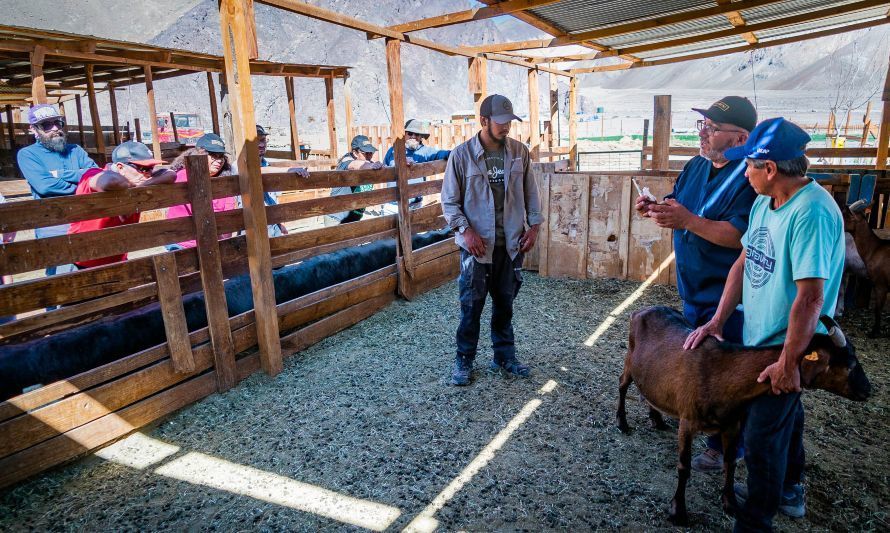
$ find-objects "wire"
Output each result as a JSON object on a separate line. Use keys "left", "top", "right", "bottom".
{"left": 749, "top": 50, "right": 758, "bottom": 109}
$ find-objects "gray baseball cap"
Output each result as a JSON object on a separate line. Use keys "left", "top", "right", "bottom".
{"left": 112, "top": 141, "right": 165, "bottom": 165}
{"left": 480, "top": 94, "right": 522, "bottom": 124}
{"left": 350, "top": 135, "right": 377, "bottom": 153}
{"left": 405, "top": 119, "right": 431, "bottom": 136}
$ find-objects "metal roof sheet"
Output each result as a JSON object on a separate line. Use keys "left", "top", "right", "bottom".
{"left": 528, "top": 0, "right": 713, "bottom": 35}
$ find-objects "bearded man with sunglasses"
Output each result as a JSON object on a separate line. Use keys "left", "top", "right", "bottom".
{"left": 635, "top": 96, "right": 758, "bottom": 472}
{"left": 68, "top": 141, "right": 175, "bottom": 269}
{"left": 17, "top": 104, "right": 99, "bottom": 275}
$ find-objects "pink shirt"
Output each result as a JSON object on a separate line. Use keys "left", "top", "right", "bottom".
{"left": 165, "top": 168, "right": 237, "bottom": 249}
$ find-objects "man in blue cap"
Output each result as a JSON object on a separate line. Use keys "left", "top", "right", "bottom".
{"left": 685, "top": 117, "right": 845, "bottom": 531}
{"left": 637, "top": 96, "right": 758, "bottom": 471}
{"left": 17, "top": 104, "right": 99, "bottom": 275}
{"left": 442, "top": 94, "right": 544, "bottom": 386}
{"left": 382, "top": 119, "right": 450, "bottom": 210}
{"left": 326, "top": 135, "right": 385, "bottom": 226}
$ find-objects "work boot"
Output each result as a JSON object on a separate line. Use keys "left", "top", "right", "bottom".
{"left": 450, "top": 357, "right": 473, "bottom": 386}
{"left": 692, "top": 447, "right": 724, "bottom": 473}
{"left": 734, "top": 482, "right": 806, "bottom": 518}
{"left": 489, "top": 357, "right": 530, "bottom": 377}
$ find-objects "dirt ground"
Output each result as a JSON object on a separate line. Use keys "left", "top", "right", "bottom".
{"left": 1, "top": 273, "right": 887, "bottom": 532}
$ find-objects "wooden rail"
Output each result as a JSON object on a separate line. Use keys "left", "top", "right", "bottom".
{"left": 0, "top": 156, "right": 457, "bottom": 488}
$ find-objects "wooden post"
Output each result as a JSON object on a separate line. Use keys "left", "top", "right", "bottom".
{"left": 652, "top": 95, "right": 672, "bottom": 171}
{"left": 386, "top": 37, "right": 416, "bottom": 299}
{"left": 183, "top": 155, "right": 237, "bottom": 390}
{"left": 217, "top": 73, "right": 236, "bottom": 156}
{"left": 468, "top": 56, "right": 487, "bottom": 124}
{"left": 325, "top": 76, "right": 338, "bottom": 159}
{"left": 169, "top": 112, "right": 180, "bottom": 144}
{"left": 641, "top": 118, "right": 650, "bottom": 169}
{"left": 207, "top": 72, "right": 220, "bottom": 135}
{"left": 343, "top": 74, "right": 354, "bottom": 142}
{"left": 108, "top": 82, "right": 121, "bottom": 146}
{"left": 85, "top": 64, "right": 106, "bottom": 159}
{"left": 285, "top": 76, "right": 300, "bottom": 160}
{"left": 152, "top": 254, "right": 196, "bottom": 374}
{"left": 3, "top": 106, "right": 14, "bottom": 150}
{"left": 876, "top": 57, "right": 890, "bottom": 170}
{"left": 144, "top": 66, "right": 162, "bottom": 160}
{"left": 0, "top": 111, "right": 5, "bottom": 150}
{"left": 843, "top": 109, "right": 853, "bottom": 137}
{"left": 219, "top": 0, "right": 283, "bottom": 376}
{"left": 134, "top": 117, "right": 142, "bottom": 143}
{"left": 30, "top": 45, "right": 48, "bottom": 105}
{"left": 74, "top": 95, "right": 85, "bottom": 147}
{"left": 527, "top": 68, "right": 541, "bottom": 161}
{"left": 549, "top": 72, "right": 558, "bottom": 162}
{"left": 568, "top": 76, "right": 578, "bottom": 171}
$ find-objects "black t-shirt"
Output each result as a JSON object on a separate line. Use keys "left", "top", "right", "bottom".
{"left": 484, "top": 148, "right": 506, "bottom": 246}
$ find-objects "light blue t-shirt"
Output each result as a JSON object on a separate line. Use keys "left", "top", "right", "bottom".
{"left": 741, "top": 180, "right": 844, "bottom": 346}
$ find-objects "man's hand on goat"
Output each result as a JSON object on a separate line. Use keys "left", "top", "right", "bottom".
{"left": 649, "top": 199, "right": 694, "bottom": 230}
{"left": 683, "top": 320, "right": 724, "bottom": 350}
{"left": 757, "top": 360, "right": 802, "bottom": 395}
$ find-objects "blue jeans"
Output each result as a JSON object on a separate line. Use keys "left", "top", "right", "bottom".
{"left": 455, "top": 246, "right": 523, "bottom": 364}
{"left": 734, "top": 393, "right": 805, "bottom": 532}
{"left": 683, "top": 302, "right": 745, "bottom": 457}
{"left": 35, "top": 224, "right": 76, "bottom": 277}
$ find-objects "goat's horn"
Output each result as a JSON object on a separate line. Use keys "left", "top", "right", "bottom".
{"left": 848, "top": 199, "right": 869, "bottom": 213}
{"left": 819, "top": 315, "right": 847, "bottom": 347}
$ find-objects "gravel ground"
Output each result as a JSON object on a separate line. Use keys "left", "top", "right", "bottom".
{"left": 1, "top": 273, "right": 887, "bottom": 532}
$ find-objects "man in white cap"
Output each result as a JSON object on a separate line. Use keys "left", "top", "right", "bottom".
{"left": 442, "top": 94, "right": 544, "bottom": 386}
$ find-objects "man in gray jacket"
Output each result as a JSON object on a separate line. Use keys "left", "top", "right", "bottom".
{"left": 442, "top": 94, "right": 544, "bottom": 386}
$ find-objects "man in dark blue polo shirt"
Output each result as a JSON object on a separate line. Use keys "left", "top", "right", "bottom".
{"left": 636, "top": 96, "right": 757, "bottom": 471}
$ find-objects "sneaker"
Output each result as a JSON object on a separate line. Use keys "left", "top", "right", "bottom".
{"left": 451, "top": 358, "right": 472, "bottom": 386}
{"left": 734, "top": 482, "right": 806, "bottom": 518}
{"left": 692, "top": 448, "right": 724, "bottom": 473}
{"left": 489, "top": 357, "right": 530, "bottom": 377}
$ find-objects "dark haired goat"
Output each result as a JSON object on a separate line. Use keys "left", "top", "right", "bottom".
{"left": 843, "top": 199, "right": 890, "bottom": 337}
{"left": 616, "top": 306, "right": 871, "bottom": 526}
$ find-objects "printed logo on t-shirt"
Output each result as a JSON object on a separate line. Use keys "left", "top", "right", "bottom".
{"left": 745, "top": 227, "right": 776, "bottom": 289}
{"left": 487, "top": 166, "right": 504, "bottom": 184}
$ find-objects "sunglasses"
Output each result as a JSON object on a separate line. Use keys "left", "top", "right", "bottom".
{"left": 208, "top": 152, "right": 227, "bottom": 161}
{"left": 125, "top": 162, "right": 154, "bottom": 174}
{"left": 36, "top": 119, "right": 66, "bottom": 132}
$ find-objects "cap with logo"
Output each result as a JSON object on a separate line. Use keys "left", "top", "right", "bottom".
{"left": 405, "top": 119, "right": 431, "bottom": 136}
{"left": 29, "top": 104, "right": 64, "bottom": 125}
{"left": 480, "top": 94, "right": 522, "bottom": 124}
{"left": 112, "top": 141, "right": 166, "bottom": 166}
{"left": 692, "top": 96, "right": 757, "bottom": 133}
{"left": 350, "top": 135, "right": 377, "bottom": 153}
{"left": 196, "top": 133, "right": 228, "bottom": 154}
{"left": 724, "top": 117, "right": 811, "bottom": 162}
{"left": 256, "top": 124, "right": 268, "bottom": 137}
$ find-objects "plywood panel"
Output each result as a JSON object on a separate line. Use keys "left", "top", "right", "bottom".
{"left": 585, "top": 174, "right": 624, "bottom": 279}
{"left": 627, "top": 174, "right": 675, "bottom": 283}
{"left": 543, "top": 173, "right": 587, "bottom": 279}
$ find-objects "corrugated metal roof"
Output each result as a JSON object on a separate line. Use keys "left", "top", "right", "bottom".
{"left": 755, "top": 6, "right": 890, "bottom": 38}
{"left": 595, "top": 15, "right": 731, "bottom": 48}
{"left": 528, "top": 0, "right": 713, "bottom": 35}
{"left": 632, "top": 36, "right": 744, "bottom": 59}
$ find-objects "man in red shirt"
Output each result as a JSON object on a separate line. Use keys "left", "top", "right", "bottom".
{"left": 68, "top": 141, "right": 176, "bottom": 268}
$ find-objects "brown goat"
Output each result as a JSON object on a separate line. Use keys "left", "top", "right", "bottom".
{"left": 843, "top": 201, "right": 890, "bottom": 337}
{"left": 616, "top": 306, "right": 871, "bottom": 526}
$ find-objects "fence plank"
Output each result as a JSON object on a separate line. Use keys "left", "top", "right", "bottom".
{"left": 152, "top": 254, "right": 195, "bottom": 374}
{"left": 269, "top": 187, "right": 397, "bottom": 222}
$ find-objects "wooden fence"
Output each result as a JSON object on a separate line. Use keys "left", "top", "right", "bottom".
{"left": 0, "top": 157, "right": 457, "bottom": 488}
{"left": 641, "top": 146, "right": 882, "bottom": 171}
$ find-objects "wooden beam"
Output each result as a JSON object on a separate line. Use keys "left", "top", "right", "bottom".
{"left": 134, "top": 117, "right": 141, "bottom": 143}
{"left": 245, "top": 0, "right": 260, "bottom": 60}
{"left": 29, "top": 44, "right": 48, "bottom": 104}
{"left": 468, "top": 56, "right": 488, "bottom": 123}
{"left": 84, "top": 64, "right": 105, "bottom": 159}
{"left": 285, "top": 76, "right": 300, "bottom": 160}
{"left": 73, "top": 95, "right": 85, "bottom": 147}
{"left": 108, "top": 81, "right": 121, "bottom": 145}
{"left": 343, "top": 74, "right": 354, "bottom": 141}
{"left": 169, "top": 111, "right": 180, "bottom": 144}
{"left": 325, "top": 76, "right": 338, "bottom": 159}
{"left": 152, "top": 253, "right": 196, "bottom": 374}
{"left": 3, "top": 105, "right": 14, "bottom": 150}
{"left": 385, "top": 38, "right": 416, "bottom": 298}
{"left": 207, "top": 72, "right": 220, "bottom": 135}
{"left": 383, "top": 0, "right": 562, "bottom": 35}
{"left": 877, "top": 52, "right": 890, "bottom": 170}
{"left": 725, "top": 10, "right": 759, "bottom": 45}
{"left": 183, "top": 155, "right": 237, "bottom": 390}
{"left": 548, "top": 72, "right": 558, "bottom": 162}
{"left": 570, "top": 17, "right": 890, "bottom": 74}
{"left": 652, "top": 95, "right": 672, "bottom": 171}
{"left": 527, "top": 68, "right": 540, "bottom": 160}
{"left": 219, "top": 0, "right": 283, "bottom": 376}
{"left": 466, "top": 0, "right": 788, "bottom": 53}
{"left": 144, "top": 66, "right": 162, "bottom": 160}
{"left": 568, "top": 76, "right": 577, "bottom": 171}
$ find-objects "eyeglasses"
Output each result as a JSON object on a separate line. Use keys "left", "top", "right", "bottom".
{"left": 36, "top": 119, "right": 65, "bottom": 132}
{"left": 208, "top": 152, "right": 227, "bottom": 162}
{"left": 696, "top": 119, "right": 744, "bottom": 135}
{"left": 125, "top": 162, "right": 153, "bottom": 174}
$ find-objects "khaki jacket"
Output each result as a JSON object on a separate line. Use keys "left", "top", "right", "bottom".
{"left": 441, "top": 133, "right": 544, "bottom": 263}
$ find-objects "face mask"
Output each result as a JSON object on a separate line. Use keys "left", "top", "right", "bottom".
{"left": 405, "top": 138, "right": 421, "bottom": 151}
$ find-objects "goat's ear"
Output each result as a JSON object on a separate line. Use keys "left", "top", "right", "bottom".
{"left": 800, "top": 350, "right": 830, "bottom": 386}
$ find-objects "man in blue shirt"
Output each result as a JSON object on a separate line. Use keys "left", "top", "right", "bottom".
{"left": 636, "top": 96, "right": 758, "bottom": 471}
{"left": 382, "top": 119, "right": 450, "bottom": 210}
{"left": 686, "top": 118, "right": 844, "bottom": 531}
{"left": 17, "top": 104, "right": 98, "bottom": 276}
